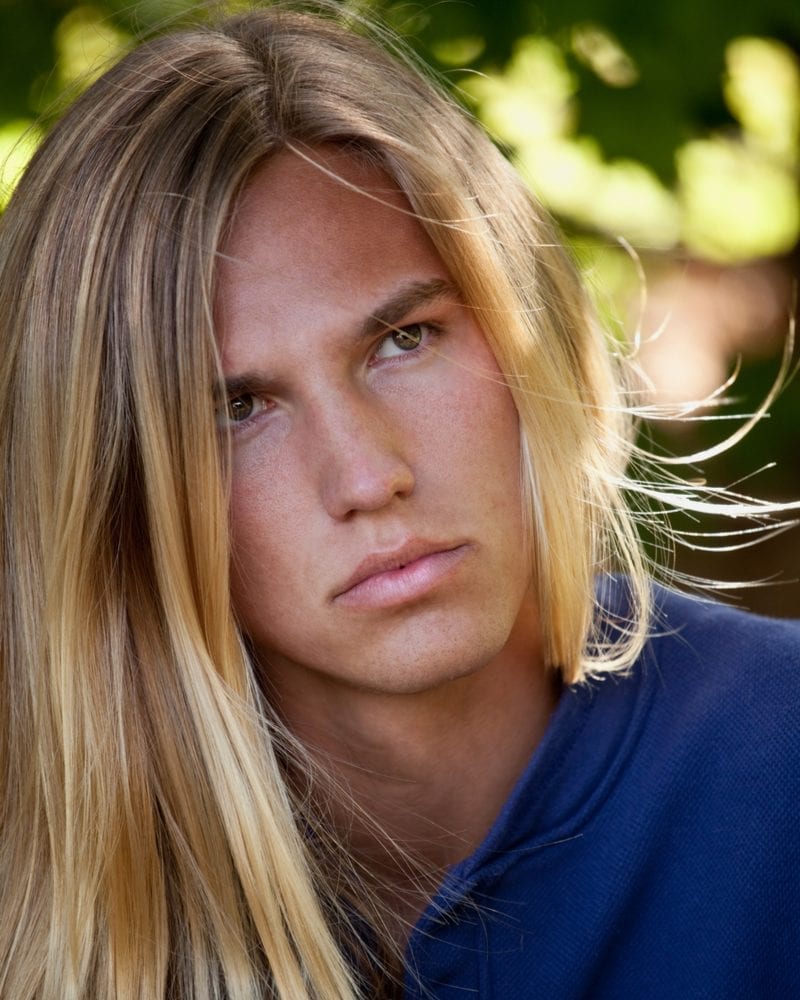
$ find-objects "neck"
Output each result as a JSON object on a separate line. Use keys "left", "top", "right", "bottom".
{"left": 269, "top": 596, "right": 558, "bottom": 934}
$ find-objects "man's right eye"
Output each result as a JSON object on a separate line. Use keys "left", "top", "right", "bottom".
{"left": 227, "top": 394, "right": 256, "bottom": 422}
{"left": 218, "top": 393, "right": 268, "bottom": 429}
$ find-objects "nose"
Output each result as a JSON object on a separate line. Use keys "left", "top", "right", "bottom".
{"left": 309, "top": 391, "right": 415, "bottom": 520}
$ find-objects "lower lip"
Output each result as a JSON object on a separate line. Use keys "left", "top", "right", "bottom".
{"left": 334, "top": 546, "right": 470, "bottom": 610}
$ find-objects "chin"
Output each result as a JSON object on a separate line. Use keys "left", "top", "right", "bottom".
{"left": 341, "top": 619, "right": 516, "bottom": 697}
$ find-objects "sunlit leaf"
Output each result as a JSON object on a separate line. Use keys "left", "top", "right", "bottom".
{"left": 0, "top": 119, "right": 42, "bottom": 209}
{"left": 724, "top": 36, "right": 800, "bottom": 161}
{"left": 678, "top": 138, "right": 800, "bottom": 261}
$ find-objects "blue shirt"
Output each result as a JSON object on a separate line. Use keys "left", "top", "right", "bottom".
{"left": 404, "top": 587, "right": 800, "bottom": 998}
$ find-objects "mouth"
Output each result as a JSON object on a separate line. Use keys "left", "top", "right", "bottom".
{"left": 332, "top": 541, "right": 470, "bottom": 610}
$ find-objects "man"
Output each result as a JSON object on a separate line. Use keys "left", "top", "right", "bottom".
{"left": 0, "top": 5, "right": 798, "bottom": 998}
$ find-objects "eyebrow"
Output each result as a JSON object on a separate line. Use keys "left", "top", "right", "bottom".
{"left": 218, "top": 277, "right": 459, "bottom": 399}
{"left": 359, "top": 278, "right": 459, "bottom": 339}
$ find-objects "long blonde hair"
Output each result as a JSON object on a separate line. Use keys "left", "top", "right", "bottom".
{"left": 0, "top": 3, "right": 791, "bottom": 998}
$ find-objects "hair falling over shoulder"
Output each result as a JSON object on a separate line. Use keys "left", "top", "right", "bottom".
{"left": 0, "top": 2, "right": 795, "bottom": 997}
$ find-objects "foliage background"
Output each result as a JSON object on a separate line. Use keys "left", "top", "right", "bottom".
{"left": 1, "top": 0, "right": 798, "bottom": 615}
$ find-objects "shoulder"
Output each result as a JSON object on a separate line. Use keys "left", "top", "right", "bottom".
{"left": 598, "top": 575, "right": 800, "bottom": 696}
{"left": 642, "top": 585, "right": 800, "bottom": 722}
{"left": 650, "top": 584, "right": 800, "bottom": 670}
{"left": 594, "top": 579, "right": 800, "bottom": 735}
{"left": 608, "top": 585, "right": 800, "bottom": 807}
{"left": 588, "top": 579, "right": 800, "bottom": 810}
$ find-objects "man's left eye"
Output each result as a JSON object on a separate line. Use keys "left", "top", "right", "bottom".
{"left": 372, "top": 324, "right": 428, "bottom": 362}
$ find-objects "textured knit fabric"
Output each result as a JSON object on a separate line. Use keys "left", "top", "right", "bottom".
{"left": 403, "top": 586, "right": 800, "bottom": 999}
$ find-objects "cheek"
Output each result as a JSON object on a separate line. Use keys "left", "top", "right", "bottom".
{"left": 227, "top": 450, "right": 312, "bottom": 629}
{"left": 439, "top": 367, "right": 523, "bottom": 503}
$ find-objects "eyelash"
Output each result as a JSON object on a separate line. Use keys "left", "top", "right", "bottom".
{"left": 370, "top": 321, "right": 443, "bottom": 365}
{"left": 218, "top": 322, "right": 444, "bottom": 430}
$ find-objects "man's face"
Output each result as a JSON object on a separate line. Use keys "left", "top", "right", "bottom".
{"left": 216, "top": 147, "right": 539, "bottom": 704}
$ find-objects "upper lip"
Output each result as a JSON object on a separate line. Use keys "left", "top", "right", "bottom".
{"left": 332, "top": 539, "right": 463, "bottom": 600}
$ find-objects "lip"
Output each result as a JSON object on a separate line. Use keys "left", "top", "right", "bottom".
{"left": 332, "top": 540, "right": 470, "bottom": 609}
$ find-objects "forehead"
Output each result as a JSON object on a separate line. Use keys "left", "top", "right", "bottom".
{"left": 215, "top": 146, "right": 452, "bottom": 362}
{"left": 223, "top": 145, "right": 417, "bottom": 252}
